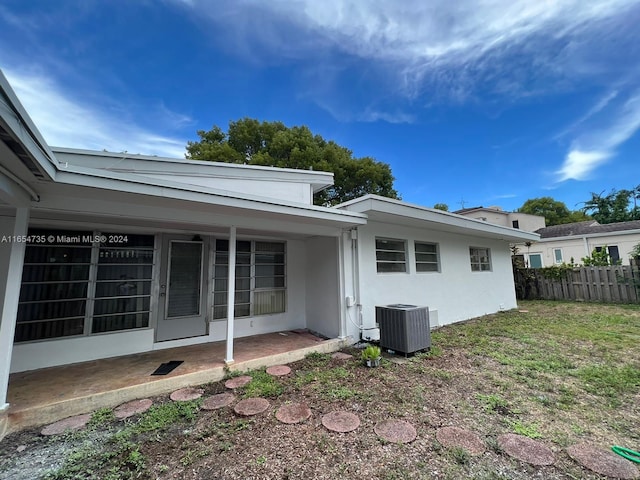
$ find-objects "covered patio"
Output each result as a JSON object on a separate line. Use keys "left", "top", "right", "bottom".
{"left": 6, "top": 330, "right": 346, "bottom": 435}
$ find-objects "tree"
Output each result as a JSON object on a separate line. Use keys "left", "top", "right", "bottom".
{"left": 582, "top": 246, "right": 621, "bottom": 266}
{"left": 186, "top": 118, "right": 399, "bottom": 206}
{"left": 433, "top": 203, "right": 449, "bottom": 211}
{"left": 581, "top": 188, "right": 640, "bottom": 224}
{"left": 517, "top": 197, "right": 589, "bottom": 226}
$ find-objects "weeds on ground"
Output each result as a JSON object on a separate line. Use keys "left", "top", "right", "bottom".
{"left": 44, "top": 399, "right": 202, "bottom": 480}
{"left": 506, "top": 419, "right": 543, "bottom": 439}
{"left": 242, "top": 370, "right": 284, "bottom": 398}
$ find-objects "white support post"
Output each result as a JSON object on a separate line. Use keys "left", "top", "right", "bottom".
{"left": 0, "top": 207, "right": 30, "bottom": 410}
{"left": 224, "top": 226, "right": 236, "bottom": 364}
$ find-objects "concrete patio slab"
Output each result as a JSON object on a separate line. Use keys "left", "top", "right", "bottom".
{"left": 6, "top": 331, "right": 347, "bottom": 435}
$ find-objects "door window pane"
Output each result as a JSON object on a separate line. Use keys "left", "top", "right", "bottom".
{"left": 167, "top": 241, "right": 203, "bottom": 318}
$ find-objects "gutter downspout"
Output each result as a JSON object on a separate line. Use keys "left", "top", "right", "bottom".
{"left": 583, "top": 236, "right": 590, "bottom": 259}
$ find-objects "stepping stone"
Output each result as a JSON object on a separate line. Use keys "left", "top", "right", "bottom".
{"left": 322, "top": 411, "right": 360, "bottom": 433}
{"left": 375, "top": 420, "right": 417, "bottom": 444}
{"left": 41, "top": 414, "right": 91, "bottom": 436}
{"left": 170, "top": 387, "right": 204, "bottom": 402}
{"left": 225, "top": 375, "right": 252, "bottom": 389}
{"left": 114, "top": 398, "right": 153, "bottom": 419}
{"left": 567, "top": 443, "right": 639, "bottom": 479}
{"left": 497, "top": 433, "right": 555, "bottom": 466}
{"left": 234, "top": 398, "right": 270, "bottom": 416}
{"left": 331, "top": 352, "right": 353, "bottom": 360}
{"left": 276, "top": 403, "right": 312, "bottom": 424}
{"left": 266, "top": 365, "right": 291, "bottom": 376}
{"left": 436, "top": 426, "right": 485, "bottom": 455}
{"left": 202, "top": 393, "right": 235, "bottom": 411}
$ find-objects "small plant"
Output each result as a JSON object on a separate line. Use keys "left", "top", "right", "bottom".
{"left": 243, "top": 370, "right": 284, "bottom": 398}
{"left": 448, "top": 446, "right": 470, "bottom": 465}
{"left": 361, "top": 345, "right": 382, "bottom": 367}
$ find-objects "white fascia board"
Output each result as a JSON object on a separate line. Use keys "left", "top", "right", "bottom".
{"left": 0, "top": 71, "right": 58, "bottom": 180}
{"left": 53, "top": 165, "right": 367, "bottom": 226}
{"left": 336, "top": 195, "right": 539, "bottom": 242}
{"left": 52, "top": 147, "right": 334, "bottom": 193}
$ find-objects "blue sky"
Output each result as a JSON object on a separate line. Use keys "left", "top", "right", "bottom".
{"left": 1, "top": 1, "right": 639, "bottom": 212}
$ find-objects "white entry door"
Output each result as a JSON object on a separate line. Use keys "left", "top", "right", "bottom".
{"left": 156, "top": 235, "right": 208, "bottom": 342}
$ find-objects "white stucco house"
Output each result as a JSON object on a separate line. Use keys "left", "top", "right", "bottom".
{"left": 455, "top": 206, "right": 546, "bottom": 232}
{"left": 0, "top": 70, "right": 538, "bottom": 422}
{"left": 524, "top": 220, "right": 640, "bottom": 267}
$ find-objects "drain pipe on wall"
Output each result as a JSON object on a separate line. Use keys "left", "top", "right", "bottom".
{"left": 349, "top": 228, "right": 377, "bottom": 342}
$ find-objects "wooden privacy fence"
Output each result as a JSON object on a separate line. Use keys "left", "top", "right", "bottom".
{"left": 514, "top": 264, "right": 640, "bottom": 304}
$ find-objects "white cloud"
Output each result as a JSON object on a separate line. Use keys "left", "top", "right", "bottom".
{"left": 4, "top": 68, "right": 189, "bottom": 158}
{"left": 557, "top": 93, "right": 640, "bottom": 181}
{"left": 180, "top": 0, "right": 638, "bottom": 101}
{"left": 357, "top": 109, "right": 414, "bottom": 124}
{"left": 557, "top": 150, "right": 611, "bottom": 181}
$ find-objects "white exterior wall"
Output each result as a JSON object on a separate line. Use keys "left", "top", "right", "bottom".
{"left": 304, "top": 237, "right": 341, "bottom": 339}
{"left": 356, "top": 221, "right": 518, "bottom": 332}
{"left": 507, "top": 213, "right": 546, "bottom": 232}
{"left": 467, "top": 211, "right": 507, "bottom": 225}
{"left": 143, "top": 175, "right": 313, "bottom": 204}
{"left": 459, "top": 210, "right": 545, "bottom": 232}
{"left": 11, "top": 329, "right": 155, "bottom": 372}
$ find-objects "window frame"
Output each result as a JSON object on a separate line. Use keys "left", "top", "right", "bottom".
{"left": 553, "top": 248, "right": 563, "bottom": 264}
{"left": 414, "top": 241, "right": 440, "bottom": 273}
{"left": 375, "top": 237, "right": 408, "bottom": 273}
{"left": 527, "top": 252, "right": 543, "bottom": 269}
{"left": 17, "top": 229, "right": 155, "bottom": 343}
{"left": 469, "top": 247, "right": 492, "bottom": 272}
{"left": 213, "top": 239, "right": 287, "bottom": 319}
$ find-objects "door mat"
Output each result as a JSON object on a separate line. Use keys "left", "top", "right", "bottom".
{"left": 151, "top": 360, "right": 184, "bottom": 376}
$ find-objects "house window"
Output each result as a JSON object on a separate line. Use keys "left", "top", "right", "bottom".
{"left": 554, "top": 248, "right": 563, "bottom": 264}
{"left": 595, "top": 245, "right": 620, "bottom": 264}
{"left": 375, "top": 238, "right": 407, "bottom": 273}
{"left": 415, "top": 242, "right": 439, "bottom": 272}
{"left": 469, "top": 247, "right": 491, "bottom": 271}
{"left": 16, "top": 229, "right": 154, "bottom": 342}
{"left": 528, "top": 253, "right": 543, "bottom": 268}
{"left": 213, "top": 239, "right": 286, "bottom": 319}
{"left": 512, "top": 220, "right": 520, "bottom": 229}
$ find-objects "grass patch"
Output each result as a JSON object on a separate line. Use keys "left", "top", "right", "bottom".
{"left": 88, "top": 407, "right": 115, "bottom": 429}
{"left": 323, "top": 386, "right": 358, "bottom": 400}
{"left": 507, "top": 420, "right": 543, "bottom": 439}
{"left": 132, "top": 399, "right": 201, "bottom": 434}
{"left": 304, "top": 351, "right": 331, "bottom": 368}
{"left": 243, "top": 370, "right": 285, "bottom": 398}
{"left": 476, "top": 393, "right": 509, "bottom": 413}
{"left": 294, "top": 365, "right": 351, "bottom": 388}
{"left": 573, "top": 364, "right": 640, "bottom": 397}
{"left": 447, "top": 446, "right": 471, "bottom": 465}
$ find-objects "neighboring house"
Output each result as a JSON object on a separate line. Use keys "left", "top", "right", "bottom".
{"left": 0, "top": 70, "right": 538, "bottom": 421}
{"left": 454, "top": 206, "right": 546, "bottom": 232}
{"left": 528, "top": 220, "right": 640, "bottom": 267}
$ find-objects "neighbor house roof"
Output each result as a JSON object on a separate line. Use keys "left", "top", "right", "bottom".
{"left": 336, "top": 195, "right": 539, "bottom": 243}
{"left": 536, "top": 220, "right": 640, "bottom": 239}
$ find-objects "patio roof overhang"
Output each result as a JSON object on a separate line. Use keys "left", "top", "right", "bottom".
{"left": 19, "top": 166, "right": 367, "bottom": 238}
